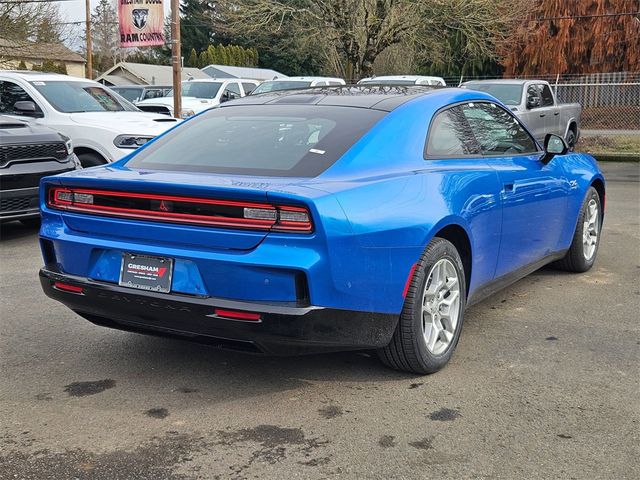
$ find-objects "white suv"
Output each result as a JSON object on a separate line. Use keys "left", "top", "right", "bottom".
{"left": 250, "top": 77, "right": 346, "bottom": 95}
{"left": 0, "top": 71, "right": 180, "bottom": 167}
{"left": 358, "top": 75, "right": 446, "bottom": 86}
{"left": 136, "top": 79, "right": 259, "bottom": 118}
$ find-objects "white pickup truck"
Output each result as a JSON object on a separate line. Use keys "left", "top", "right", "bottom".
{"left": 462, "top": 79, "right": 581, "bottom": 149}
{"left": 136, "top": 79, "right": 259, "bottom": 118}
{"left": 0, "top": 71, "right": 179, "bottom": 167}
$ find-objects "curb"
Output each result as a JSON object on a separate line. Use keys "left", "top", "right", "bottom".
{"left": 589, "top": 153, "right": 640, "bottom": 162}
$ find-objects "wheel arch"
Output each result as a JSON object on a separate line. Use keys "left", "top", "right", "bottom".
{"left": 74, "top": 147, "right": 109, "bottom": 166}
{"left": 590, "top": 177, "right": 606, "bottom": 217}
{"left": 433, "top": 223, "right": 472, "bottom": 297}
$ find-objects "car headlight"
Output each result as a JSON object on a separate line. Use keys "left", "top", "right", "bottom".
{"left": 113, "top": 135, "right": 154, "bottom": 149}
{"left": 60, "top": 135, "right": 73, "bottom": 155}
{"left": 180, "top": 109, "right": 195, "bottom": 119}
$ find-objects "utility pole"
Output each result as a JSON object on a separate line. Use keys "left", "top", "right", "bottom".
{"left": 85, "top": 0, "right": 92, "bottom": 79}
{"left": 171, "top": 0, "right": 182, "bottom": 119}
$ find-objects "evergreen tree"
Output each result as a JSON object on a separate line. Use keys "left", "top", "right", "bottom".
{"left": 41, "top": 60, "right": 56, "bottom": 73}
{"left": 215, "top": 44, "right": 226, "bottom": 65}
{"left": 207, "top": 45, "right": 218, "bottom": 65}
{"left": 198, "top": 50, "right": 209, "bottom": 68}
{"left": 180, "top": 0, "right": 215, "bottom": 55}
{"left": 17, "top": 60, "right": 27, "bottom": 70}
{"left": 187, "top": 48, "right": 198, "bottom": 67}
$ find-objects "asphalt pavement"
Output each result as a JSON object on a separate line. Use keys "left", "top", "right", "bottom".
{"left": 1, "top": 162, "right": 638, "bottom": 480}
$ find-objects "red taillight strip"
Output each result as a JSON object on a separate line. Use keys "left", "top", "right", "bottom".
{"left": 53, "top": 281, "right": 84, "bottom": 294}
{"left": 52, "top": 187, "right": 276, "bottom": 210}
{"left": 58, "top": 202, "right": 275, "bottom": 229}
{"left": 213, "top": 309, "right": 262, "bottom": 322}
{"left": 402, "top": 263, "right": 418, "bottom": 298}
{"left": 47, "top": 187, "right": 313, "bottom": 233}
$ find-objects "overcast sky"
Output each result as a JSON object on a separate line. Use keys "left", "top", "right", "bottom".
{"left": 59, "top": 0, "right": 171, "bottom": 25}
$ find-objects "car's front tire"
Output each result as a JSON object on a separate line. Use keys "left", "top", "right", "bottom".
{"left": 378, "top": 237, "right": 466, "bottom": 374}
{"left": 554, "top": 186, "right": 602, "bottom": 272}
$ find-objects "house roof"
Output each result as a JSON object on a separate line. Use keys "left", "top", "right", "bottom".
{"left": 201, "top": 64, "right": 287, "bottom": 81}
{"left": 0, "top": 38, "right": 85, "bottom": 63}
{"left": 96, "top": 62, "right": 211, "bottom": 86}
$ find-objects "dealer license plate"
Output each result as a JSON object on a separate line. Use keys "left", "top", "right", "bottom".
{"left": 119, "top": 253, "right": 173, "bottom": 293}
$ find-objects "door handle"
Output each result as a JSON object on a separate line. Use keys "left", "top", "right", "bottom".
{"left": 539, "top": 114, "right": 546, "bottom": 117}
{"left": 554, "top": 112, "right": 560, "bottom": 116}
{"left": 504, "top": 183, "right": 514, "bottom": 192}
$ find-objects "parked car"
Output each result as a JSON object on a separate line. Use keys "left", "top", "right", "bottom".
{"left": 250, "top": 77, "right": 346, "bottom": 95}
{"left": 110, "top": 85, "right": 171, "bottom": 104}
{"left": 358, "top": 75, "right": 446, "bottom": 86}
{"left": 462, "top": 79, "right": 581, "bottom": 149}
{"left": 0, "top": 72, "right": 180, "bottom": 168}
{"left": 136, "top": 79, "right": 259, "bottom": 117}
{"left": 38, "top": 86, "right": 604, "bottom": 374}
{"left": 0, "top": 116, "right": 80, "bottom": 225}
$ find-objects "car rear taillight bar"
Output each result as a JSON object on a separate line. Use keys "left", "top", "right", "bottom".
{"left": 47, "top": 187, "right": 313, "bottom": 233}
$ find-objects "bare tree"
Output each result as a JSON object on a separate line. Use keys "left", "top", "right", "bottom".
{"left": 223, "top": 0, "right": 525, "bottom": 79}
{"left": 0, "top": 0, "right": 72, "bottom": 67}
{"left": 91, "top": 0, "right": 123, "bottom": 73}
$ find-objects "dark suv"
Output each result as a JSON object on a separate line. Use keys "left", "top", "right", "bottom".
{"left": 1, "top": 116, "right": 79, "bottom": 225}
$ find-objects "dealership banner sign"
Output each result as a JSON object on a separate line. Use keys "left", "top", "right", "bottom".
{"left": 118, "top": 0, "right": 164, "bottom": 47}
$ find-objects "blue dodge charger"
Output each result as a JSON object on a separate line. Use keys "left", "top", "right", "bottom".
{"left": 38, "top": 86, "right": 605, "bottom": 374}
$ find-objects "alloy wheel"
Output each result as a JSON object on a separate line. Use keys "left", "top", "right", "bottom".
{"left": 421, "top": 258, "right": 461, "bottom": 355}
{"left": 582, "top": 198, "right": 599, "bottom": 260}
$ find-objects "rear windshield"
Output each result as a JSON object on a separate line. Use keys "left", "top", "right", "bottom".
{"left": 112, "top": 87, "right": 141, "bottom": 102}
{"left": 125, "top": 104, "right": 385, "bottom": 177}
{"left": 169, "top": 82, "right": 222, "bottom": 99}
{"left": 464, "top": 83, "right": 523, "bottom": 106}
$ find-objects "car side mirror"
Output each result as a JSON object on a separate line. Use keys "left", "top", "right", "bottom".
{"left": 541, "top": 133, "right": 568, "bottom": 164}
{"left": 14, "top": 101, "right": 43, "bottom": 118}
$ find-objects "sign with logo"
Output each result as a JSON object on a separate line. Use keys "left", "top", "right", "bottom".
{"left": 118, "top": 0, "right": 164, "bottom": 48}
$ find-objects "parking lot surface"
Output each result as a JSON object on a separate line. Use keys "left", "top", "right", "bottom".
{"left": 1, "top": 162, "right": 638, "bottom": 479}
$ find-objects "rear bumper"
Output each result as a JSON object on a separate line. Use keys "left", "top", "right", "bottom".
{"left": 40, "top": 268, "right": 398, "bottom": 355}
{"left": 0, "top": 187, "right": 39, "bottom": 221}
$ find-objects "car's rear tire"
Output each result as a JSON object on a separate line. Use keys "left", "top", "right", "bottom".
{"left": 553, "top": 186, "right": 602, "bottom": 272}
{"left": 377, "top": 237, "right": 466, "bottom": 374}
{"left": 77, "top": 152, "right": 106, "bottom": 168}
{"left": 566, "top": 128, "right": 576, "bottom": 151}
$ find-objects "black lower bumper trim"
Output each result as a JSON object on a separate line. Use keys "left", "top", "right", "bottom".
{"left": 40, "top": 268, "right": 398, "bottom": 355}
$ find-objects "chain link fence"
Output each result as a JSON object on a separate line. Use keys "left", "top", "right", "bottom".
{"left": 447, "top": 72, "right": 640, "bottom": 160}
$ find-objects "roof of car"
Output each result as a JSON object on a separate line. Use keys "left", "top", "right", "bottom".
{"left": 0, "top": 71, "right": 95, "bottom": 83}
{"left": 463, "top": 79, "right": 545, "bottom": 85}
{"left": 264, "top": 77, "right": 345, "bottom": 82}
{"left": 111, "top": 84, "right": 172, "bottom": 89}
{"left": 360, "top": 75, "right": 444, "bottom": 82}
{"left": 183, "top": 78, "right": 258, "bottom": 84}
{"left": 225, "top": 85, "right": 456, "bottom": 112}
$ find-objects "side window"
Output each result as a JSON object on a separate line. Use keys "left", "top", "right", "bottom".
{"left": 461, "top": 102, "right": 539, "bottom": 156}
{"left": 242, "top": 82, "right": 256, "bottom": 95}
{"left": 221, "top": 83, "right": 241, "bottom": 103}
{"left": 143, "top": 89, "right": 164, "bottom": 100}
{"left": 0, "top": 80, "right": 41, "bottom": 115}
{"left": 426, "top": 106, "right": 478, "bottom": 157}
{"left": 526, "top": 84, "right": 542, "bottom": 109}
{"left": 539, "top": 84, "right": 554, "bottom": 107}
